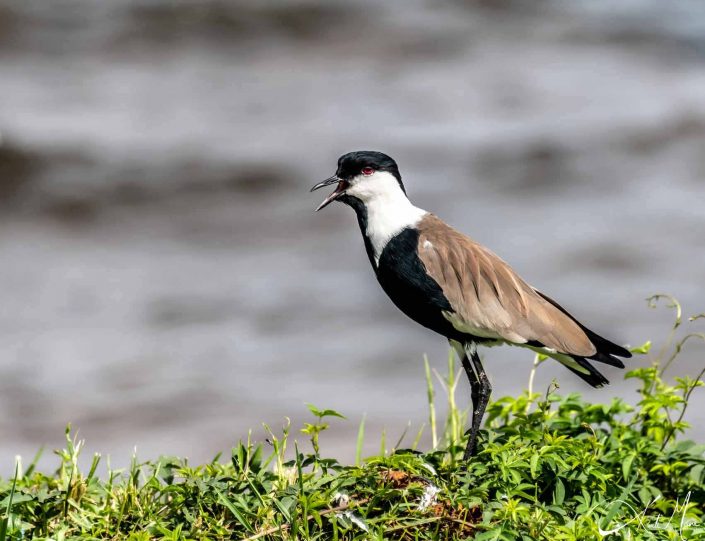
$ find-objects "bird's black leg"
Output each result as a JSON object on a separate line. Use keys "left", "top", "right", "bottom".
{"left": 463, "top": 348, "right": 492, "bottom": 461}
{"left": 453, "top": 341, "right": 481, "bottom": 460}
{"left": 454, "top": 342, "right": 479, "bottom": 405}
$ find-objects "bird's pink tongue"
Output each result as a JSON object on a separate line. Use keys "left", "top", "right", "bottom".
{"left": 315, "top": 181, "right": 348, "bottom": 212}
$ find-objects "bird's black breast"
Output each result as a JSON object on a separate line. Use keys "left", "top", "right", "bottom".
{"left": 375, "top": 227, "right": 466, "bottom": 341}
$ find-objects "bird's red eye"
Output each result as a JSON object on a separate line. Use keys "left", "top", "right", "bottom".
{"left": 361, "top": 167, "right": 374, "bottom": 176}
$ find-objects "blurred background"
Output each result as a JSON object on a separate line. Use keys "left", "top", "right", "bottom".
{"left": 1, "top": 0, "right": 705, "bottom": 474}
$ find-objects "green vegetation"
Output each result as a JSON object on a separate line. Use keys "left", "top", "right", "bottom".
{"left": 1, "top": 296, "right": 704, "bottom": 540}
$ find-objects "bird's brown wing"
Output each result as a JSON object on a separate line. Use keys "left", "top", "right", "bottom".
{"left": 416, "top": 214, "right": 596, "bottom": 357}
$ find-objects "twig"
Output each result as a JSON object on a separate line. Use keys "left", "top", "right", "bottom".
{"left": 382, "top": 515, "right": 476, "bottom": 534}
{"left": 381, "top": 516, "right": 444, "bottom": 533}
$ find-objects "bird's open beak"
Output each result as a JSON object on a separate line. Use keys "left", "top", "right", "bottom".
{"left": 310, "top": 175, "right": 349, "bottom": 212}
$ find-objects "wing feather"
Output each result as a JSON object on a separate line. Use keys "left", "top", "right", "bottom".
{"left": 417, "top": 214, "right": 596, "bottom": 357}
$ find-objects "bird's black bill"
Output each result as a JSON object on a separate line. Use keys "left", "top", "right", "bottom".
{"left": 310, "top": 175, "right": 348, "bottom": 212}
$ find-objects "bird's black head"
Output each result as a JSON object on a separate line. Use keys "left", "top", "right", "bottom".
{"left": 310, "top": 151, "right": 406, "bottom": 211}
{"left": 335, "top": 151, "right": 404, "bottom": 190}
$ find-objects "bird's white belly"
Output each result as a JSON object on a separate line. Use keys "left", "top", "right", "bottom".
{"left": 442, "top": 311, "right": 505, "bottom": 340}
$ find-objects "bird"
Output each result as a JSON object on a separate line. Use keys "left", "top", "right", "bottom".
{"left": 310, "top": 150, "right": 631, "bottom": 460}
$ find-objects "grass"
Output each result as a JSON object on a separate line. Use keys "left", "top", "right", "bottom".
{"left": 1, "top": 296, "right": 704, "bottom": 540}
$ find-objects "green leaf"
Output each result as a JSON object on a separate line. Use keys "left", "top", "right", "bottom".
{"left": 0, "top": 494, "right": 33, "bottom": 508}
{"left": 638, "top": 486, "right": 653, "bottom": 506}
{"left": 621, "top": 454, "right": 635, "bottom": 480}
{"left": 306, "top": 404, "right": 347, "bottom": 420}
{"left": 475, "top": 527, "right": 505, "bottom": 541}
{"left": 630, "top": 341, "right": 651, "bottom": 355}
{"left": 215, "top": 489, "right": 254, "bottom": 534}
{"left": 553, "top": 478, "right": 565, "bottom": 506}
{"left": 530, "top": 454, "right": 541, "bottom": 479}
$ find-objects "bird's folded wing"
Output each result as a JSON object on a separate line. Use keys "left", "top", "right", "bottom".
{"left": 417, "top": 214, "right": 596, "bottom": 357}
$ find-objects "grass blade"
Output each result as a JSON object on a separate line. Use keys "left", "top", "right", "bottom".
{"left": 424, "top": 356, "right": 438, "bottom": 449}
{"left": 0, "top": 461, "right": 19, "bottom": 541}
{"left": 216, "top": 489, "right": 255, "bottom": 534}
{"left": 355, "top": 414, "right": 366, "bottom": 466}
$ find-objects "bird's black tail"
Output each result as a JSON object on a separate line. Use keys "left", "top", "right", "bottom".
{"left": 561, "top": 356, "right": 610, "bottom": 388}
{"left": 583, "top": 330, "right": 631, "bottom": 368}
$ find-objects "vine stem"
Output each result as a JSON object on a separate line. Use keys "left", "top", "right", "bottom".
{"left": 526, "top": 354, "right": 545, "bottom": 413}
{"left": 660, "top": 365, "right": 705, "bottom": 451}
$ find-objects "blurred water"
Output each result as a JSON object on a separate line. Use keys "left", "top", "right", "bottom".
{"left": 1, "top": 0, "right": 705, "bottom": 474}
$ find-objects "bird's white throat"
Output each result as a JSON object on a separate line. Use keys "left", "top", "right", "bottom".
{"left": 345, "top": 170, "right": 427, "bottom": 265}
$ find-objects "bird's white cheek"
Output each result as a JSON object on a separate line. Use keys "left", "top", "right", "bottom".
{"left": 344, "top": 176, "right": 372, "bottom": 200}
{"left": 344, "top": 172, "right": 400, "bottom": 202}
